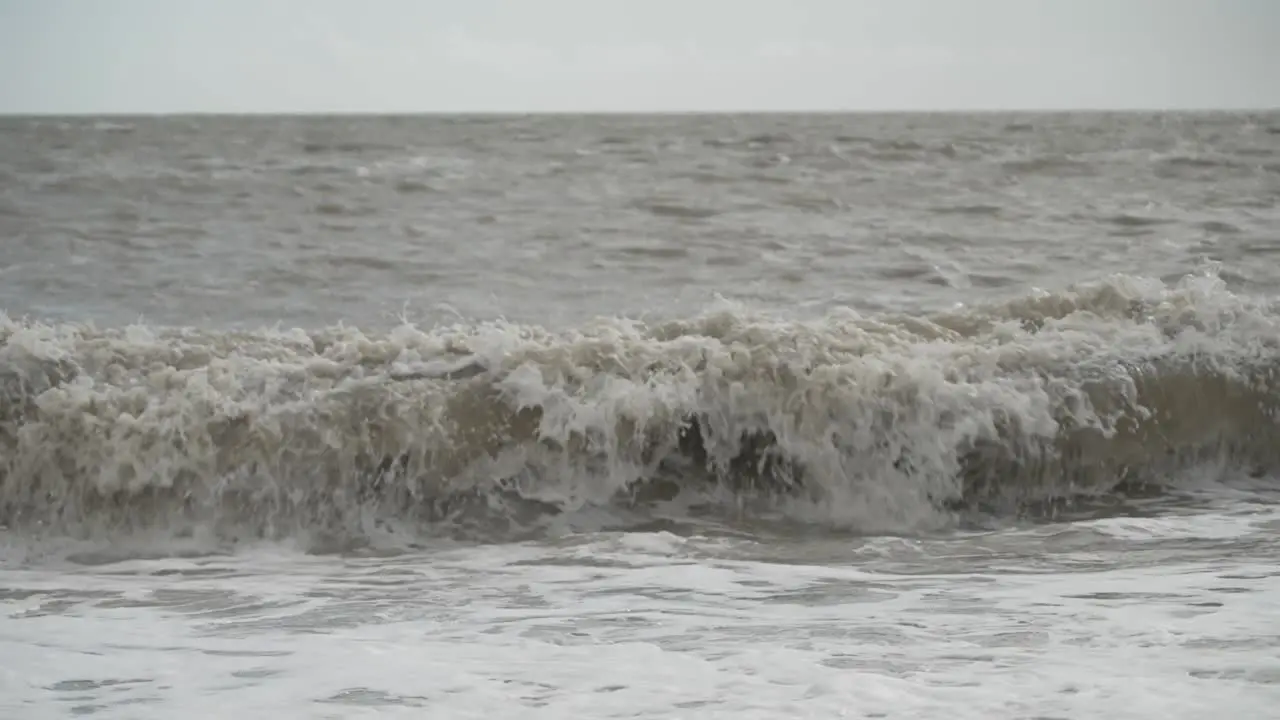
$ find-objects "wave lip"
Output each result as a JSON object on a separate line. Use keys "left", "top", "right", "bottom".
{"left": 1, "top": 272, "right": 1277, "bottom": 543}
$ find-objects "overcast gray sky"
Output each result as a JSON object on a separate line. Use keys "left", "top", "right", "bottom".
{"left": 1, "top": 0, "right": 1276, "bottom": 113}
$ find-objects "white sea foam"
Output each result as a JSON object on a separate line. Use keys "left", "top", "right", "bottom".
{"left": 1, "top": 272, "right": 1277, "bottom": 549}
{"left": 3, "top": 502, "right": 1277, "bottom": 719}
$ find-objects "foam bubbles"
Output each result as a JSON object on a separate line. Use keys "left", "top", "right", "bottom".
{"left": 1, "top": 272, "right": 1277, "bottom": 546}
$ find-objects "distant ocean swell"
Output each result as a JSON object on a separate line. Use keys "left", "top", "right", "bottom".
{"left": 1, "top": 272, "right": 1277, "bottom": 543}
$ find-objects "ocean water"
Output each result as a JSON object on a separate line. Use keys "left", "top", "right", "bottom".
{"left": 1, "top": 112, "right": 1279, "bottom": 719}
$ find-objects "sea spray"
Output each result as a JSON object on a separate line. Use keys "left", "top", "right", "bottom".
{"left": 2, "top": 273, "right": 1277, "bottom": 544}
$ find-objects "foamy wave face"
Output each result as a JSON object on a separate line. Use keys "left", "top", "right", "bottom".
{"left": 1, "top": 272, "right": 1277, "bottom": 544}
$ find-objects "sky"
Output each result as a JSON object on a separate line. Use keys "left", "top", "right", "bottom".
{"left": 1, "top": 0, "right": 1276, "bottom": 113}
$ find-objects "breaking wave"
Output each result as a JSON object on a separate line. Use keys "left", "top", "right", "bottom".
{"left": 2, "top": 272, "right": 1278, "bottom": 547}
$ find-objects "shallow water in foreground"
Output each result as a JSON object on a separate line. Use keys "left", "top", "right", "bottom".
{"left": 5, "top": 487, "right": 1280, "bottom": 719}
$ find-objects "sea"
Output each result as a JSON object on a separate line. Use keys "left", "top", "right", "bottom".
{"left": 1, "top": 112, "right": 1278, "bottom": 719}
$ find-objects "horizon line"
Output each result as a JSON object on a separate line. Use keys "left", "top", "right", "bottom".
{"left": 2, "top": 106, "right": 1278, "bottom": 118}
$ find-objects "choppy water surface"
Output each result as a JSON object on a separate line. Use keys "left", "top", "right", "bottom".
{"left": 1, "top": 113, "right": 1279, "bottom": 718}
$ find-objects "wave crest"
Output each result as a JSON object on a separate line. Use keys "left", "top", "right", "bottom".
{"left": 2, "top": 272, "right": 1277, "bottom": 543}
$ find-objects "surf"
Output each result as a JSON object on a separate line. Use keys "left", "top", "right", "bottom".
{"left": 1, "top": 271, "right": 1277, "bottom": 545}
